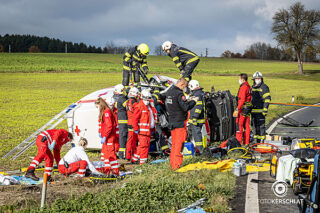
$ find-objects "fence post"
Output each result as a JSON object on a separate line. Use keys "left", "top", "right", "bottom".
{"left": 41, "top": 173, "right": 48, "bottom": 208}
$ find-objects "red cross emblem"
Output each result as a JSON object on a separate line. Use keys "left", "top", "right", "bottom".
{"left": 75, "top": 125, "right": 80, "bottom": 136}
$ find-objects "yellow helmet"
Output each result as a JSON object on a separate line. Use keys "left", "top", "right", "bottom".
{"left": 137, "top": 43, "right": 149, "bottom": 56}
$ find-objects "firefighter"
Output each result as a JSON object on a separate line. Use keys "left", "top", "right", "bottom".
{"left": 162, "top": 41, "right": 200, "bottom": 81}
{"left": 188, "top": 80, "right": 205, "bottom": 153}
{"left": 122, "top": 43, "right": 150, "bottom": 86}
{"left": 25, "top": 129, "right": 73, "bottom": 181}
{"left": 59, "top": 137, "right": 102, "bottom": 177}
{"left": 126, "top": 87, "right": 140, "bottom": 161}
{"left": 233, "top": 73, "right": 252, "bottom": 145}
{"left": 95, "top": 97, "right": 119, "bottom": 175}
{"left": 163, "top": 78, "right": 197, "bottom": 170}
{"left": 113, "top": 84, "right": 128, "bottom": 159}
{"left": 251, "top": 71, "right": 271, "bottom": 143}
{"left": 131, "top": 89, "right": 158, "bottom": 165}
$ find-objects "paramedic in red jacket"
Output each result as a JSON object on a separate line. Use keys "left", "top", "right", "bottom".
{"left": 25, "top": 129, "right": 73, "bottom": 181}
{"left": 233, "top": 73, "right": 252, "bottom": 145}
{"left": 95, "top": 97, "right": 119, "bottom": 176}
{"left": 126, "top": 87, "right": 140, "bottom": 161}
{"left": 131, "top": 89, "right": 157, "bottom": 165}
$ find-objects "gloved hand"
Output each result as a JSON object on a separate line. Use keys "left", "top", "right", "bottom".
{"left": 192, "top": 119, "right": 198, "bottom": 126}
{"left": 101, "top": 137, "right": 106, "bottom": 144}
{"left": 48, "top": 141, "right": 56, "bottom": 151}
{"left": 144, "top": 68, "right": 149, "bottom": 75}
{"left": 99, "top": 133, "right": 102, "bottom": 138}
{"left": 233, "top": 109, "right": 239, "bottom": 117}
{"left": 188, "top": 96, "right": 199, "bottom": 102}
{"left": 134, "top": 130, "right": 139, "bottom": 134}
{"left": 262, "top": 110, "right": 268, "bottom": 116}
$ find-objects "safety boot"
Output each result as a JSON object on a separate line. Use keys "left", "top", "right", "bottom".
{"left": 25, "top": 169, "right": 39, "bottom": 181}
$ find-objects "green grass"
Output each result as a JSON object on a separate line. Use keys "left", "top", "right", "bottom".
{"left": 1, "top": 53, "right": 320, "bottom": 78}
{"left": 0, "top": 53, "right": 320, "bottom": 212}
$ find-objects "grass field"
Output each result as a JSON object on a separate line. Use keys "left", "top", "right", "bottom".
{"left": 1, "top": 53, "right": 320, "bottom": 212}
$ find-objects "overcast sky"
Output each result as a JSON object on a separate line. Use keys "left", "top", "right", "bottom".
{"left": 0, "top": 0, "right": 319, "bottom": 56}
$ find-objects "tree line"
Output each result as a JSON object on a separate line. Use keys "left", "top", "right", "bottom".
{"left": 220, "top": 42, "right": 318, "bottom": 62}
{"left": 0, "top": 34, "right": 133, "bottom": 54}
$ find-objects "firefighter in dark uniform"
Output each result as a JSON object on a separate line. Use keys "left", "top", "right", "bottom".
{"left": 162, "top": 41, "right": 199, "bottom": 81}
{"left": 162, "top": 78, "right": 197, "bottom": 170}
{"left": 251, "top": 71, "right": 271, "bottom": 143}
{"left": 151, "top": 87, "right": 170, "bottom": 154}
{"left": 113, "top": 84, "right": 128, "bottom": 159}
{"left": 188, "top": 80, "right": 205, "bottom": 154}
{"left": 122, "top": 43, "right": 150, "bottom": 86}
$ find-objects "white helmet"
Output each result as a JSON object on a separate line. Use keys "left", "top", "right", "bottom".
{"left": 252, "top": 71, "right": 263, "bottom": 79}
{"left": 114, "top": 84, "right": 124, "bottom": 94}
{"left": 105, "top": 96, "right": 115, "bottom": 108}
{"left": 162, "top": 41, "right": 173, "bottom": 51}
{"left": 188, "top": 80, "right": 200, "bottom": 91}
{"left": 128, "top": 87, "right": 139, "bottom": 98}
{"left": 141, "top": 89, "right": 152, "bottom": 100}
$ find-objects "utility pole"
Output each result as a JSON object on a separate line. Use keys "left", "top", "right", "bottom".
{"left": 205, "top": 48, "right": 208, "bottom": 57}
{"left": 65, "top": 44, "right": 67, "bottom": 53}
{"left": 9, "top": 44, "right": 11, "bottom": 53}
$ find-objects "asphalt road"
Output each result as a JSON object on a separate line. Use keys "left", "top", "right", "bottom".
{"left": 267, "top": 106, "right": 320, "bottom": 138}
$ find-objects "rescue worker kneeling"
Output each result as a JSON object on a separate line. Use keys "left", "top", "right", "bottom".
{"left": 95, "top": 97, "right": 119, "bottom": 176}
{"left": 126, "top": 87, "right": 139, "bottom": 161}
{"left": 188, "top": 80, "right": 205, "bottom": 154}
{"left": 162, "top": 41, "right": 200, "bottom": 81}
{"left": 59, "top": 137, "right": 101, "bottom": 177}
{"left": 25, "top": 129, "right": 73, "bottom": 181}
{"left": 131, "top": 89, "right": 157, "bottom": 165}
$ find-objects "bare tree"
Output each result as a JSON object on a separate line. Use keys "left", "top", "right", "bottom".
{"left": 154, "top": 45, "right": 163, "bottom": 56}
{"left": 272, "top": 2, "right": 320, "bottom": 74}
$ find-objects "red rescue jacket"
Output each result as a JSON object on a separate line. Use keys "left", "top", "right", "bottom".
{"left": 237, "top": 81, "right": 252, "bottom": 113}
{"left": 126, "top": 98, "right": 139, "bottom": 128}
{"left": 132, "top": 100, "right": 157, "bottom": 137}
{"left": 100, "top": 107, "right": 116, "bottom": 139}
{"left": 39, "top": 129, "right": 70, "bottom": 165}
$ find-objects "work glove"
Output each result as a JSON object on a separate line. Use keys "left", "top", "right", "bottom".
{"left": 48, "top": 141, "right": 56, "bottom": 151}
{"left": 144, "top": 68, "right": 149, "bottom": 75}
{"left": 192, "top": 119, "right": 198, "bottom": 126}
{"left": 188, "top": 96, "right": 199, "bottom": 102}
{"left": 262, "top": 110, "right": 268, "bottom": 117}
{"left": 134, "top": 130, "right": 139, "bottom": 134}
{"left": 233, "top": 109, "right": 239, "bottom": 118}
{"left": 101, "top": 137, "right": 106, "bottom": 144}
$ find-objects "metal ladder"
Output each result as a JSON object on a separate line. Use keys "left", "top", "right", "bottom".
{"left": 2, "top": 103, "right": 79, "bottom": 160}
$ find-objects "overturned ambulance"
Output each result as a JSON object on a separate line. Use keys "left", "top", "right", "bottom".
{"left": 67, "top": 74, "right": 236, "bottom": 151}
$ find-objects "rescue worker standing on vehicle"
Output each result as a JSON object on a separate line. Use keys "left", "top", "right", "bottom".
{"left": 132, "top": 89, "right": 157, "bottom": 165}
{"left": 162, "top": 41, "right": 199, "bottom": 81}
{"left": 113, "top": 84, "right": 128, "bottom": 159}
{"left": 126, "top": 87, "right": 139, "bottom": 161}
{"left": 251, "top": 71, "right": 271, "bottom": 143}
{"left": 25, "top": 129, "right": 73, "bottom": 181}
{"left": 233, "top": 73, "right": 252, "bottom": 145}
{"left": 122, "top": 43, "right": 150, "bottom": 86}
{"left": 188, "top": 80, "right": 205, "bottom": 154}
{"left": 164, "top": 78, "right": 197, "bottom": 170}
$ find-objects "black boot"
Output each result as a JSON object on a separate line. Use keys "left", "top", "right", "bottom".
{"left": 47, "top": 176, "right": 54, "bottom": 182}
{"left": 25, "top": 169, "right": 39, "bottom": 181}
